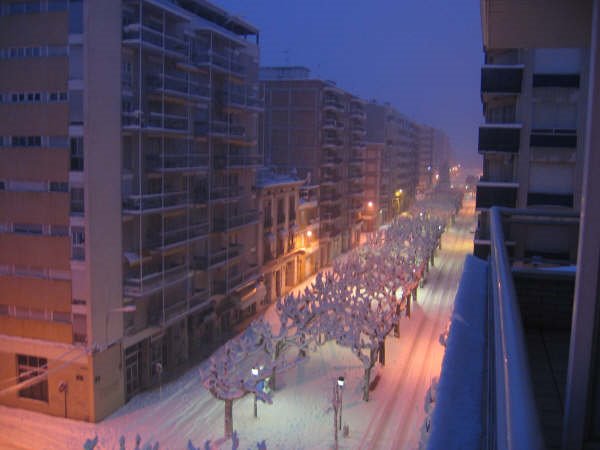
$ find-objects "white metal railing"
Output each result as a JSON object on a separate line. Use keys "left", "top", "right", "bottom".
{"left": 489, "top": 206, "right": 544, "bottom": 450}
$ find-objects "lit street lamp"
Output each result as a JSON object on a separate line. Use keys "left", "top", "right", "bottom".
{"left": 337, "top": 376, "right": 345, "bottom": 430}
{"left": 252, "top": 366, "right": 259, "bottom": 418}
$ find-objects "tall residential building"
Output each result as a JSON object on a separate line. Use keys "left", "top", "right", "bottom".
{"left": 429, "top": 1, "right": 600, "bottom": 449}
{"left": 474, "top": 6, "right": 589, "bottom": 258}
{"left": 416, "top": 124, "right": 435, "bottom": 191}
{"left": 260, "top": 67, "right": 365, "bottom": 266}
{"left": 0, "top": 0, "right": 263, "bottom": 421}
{"left": 363, "top": 101, "right": 419, "bottom": 230}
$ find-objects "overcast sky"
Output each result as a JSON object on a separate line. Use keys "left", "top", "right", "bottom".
{"left": 213, "top": 0, "right": 484, "bottom": 168}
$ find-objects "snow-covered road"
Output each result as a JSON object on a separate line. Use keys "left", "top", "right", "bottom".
{"left": 0, "top": 198, "right": 475, "bottom": 450}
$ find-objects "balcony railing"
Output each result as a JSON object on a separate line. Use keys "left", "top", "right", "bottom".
{"left": 209, "top": 185, "right": 243, "bottom": 201}
{"left": 122, "top": 23, "right": 187, "bottom": 58}
{"left": 146, "top": 153, "right": 209, "bottom": 172}
{"left": 146, "top": 222, "right": 209, "bottom": 249}
{"left": 478, "top": 125, "right": 521, "bottom": 153}
{"left": 124, "top": 264, "right": 189, "bottom": 297}
{"left": 476, "top": 184, "right": 518, "bottom": 209}
{"left": 228, "top": 265, "right": 260, "bottom": 290}
{"left": 481, "top": 66, "right": 523, "bottom": 94}
{"left": 191, "top": 50, "right": 245, "bottom": 77}
{"left": 488, "top": 206, "right": 546, "bottom": 450}
{"left": 193, "top": 244, "right": 244, "bottom": 270}
{"left": 122, "top": 191, "right": 189, "bottom": 213}
{"left": 212, "top": 211, "right": 259, "bottom": 232}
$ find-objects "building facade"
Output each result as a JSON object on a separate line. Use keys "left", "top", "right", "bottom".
{"left": 256, "top": 170, "right": 320, "bottom": 306}
{"left": 363, "top": 101, "right": 420, "bottom": 230}
{"left": 474, "top": 17, "right": 589, "bottom": 258}
{"left": 0, "top": 0, "right": 263, "bottom": 421}
{"left": 260, "top": 67, "right": 365, "bottom": 266}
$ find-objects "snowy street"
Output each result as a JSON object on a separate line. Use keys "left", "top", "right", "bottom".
{"left": 0, "top": 198, "right": 475, "bottom": 450}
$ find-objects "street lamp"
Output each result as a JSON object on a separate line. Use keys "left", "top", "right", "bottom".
{"left": 367, "top": 201, "right": 373, "bottom": 208}
{"left": 252, "top": 367, "right": 259, "bottom": 418}
{"left": 337, "top": 376, "right": 345, "bottom": 430}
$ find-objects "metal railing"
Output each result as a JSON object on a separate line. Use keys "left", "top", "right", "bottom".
{"left": 489, "top": 206, "right": 545, "bottom": 450}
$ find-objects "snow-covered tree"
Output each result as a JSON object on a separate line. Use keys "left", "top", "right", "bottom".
{"left": 199, "top": 331, "right": 273, "bottom": 438}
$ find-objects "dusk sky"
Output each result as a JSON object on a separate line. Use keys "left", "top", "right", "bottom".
{"left": 214, "top": 0, "right": 484, "bottom": 168}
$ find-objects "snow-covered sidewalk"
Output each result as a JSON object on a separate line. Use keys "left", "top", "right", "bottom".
{"left": 0, "top": 199, "right": 475, "bottom": 450}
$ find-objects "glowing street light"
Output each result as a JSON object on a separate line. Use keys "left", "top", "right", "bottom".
{"left": 367, "top": 201, "right": 373, "bottom": 208}
{"left": 251, "top": 367, "right": 259, "bottom": 418}
{"left": 337, "top": 376, "right": 345, "bottom": 430}
{"left": 306, "top": 230, "right": 312, "bottom": 238}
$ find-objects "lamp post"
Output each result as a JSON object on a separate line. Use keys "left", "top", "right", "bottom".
{"left": 337, "top": 376, "right": 345, "bottom": 431}
{"left": 252, "top": 366, "right": 259, "bottom": 418}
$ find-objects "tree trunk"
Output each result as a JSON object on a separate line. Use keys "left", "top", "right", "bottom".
{"left": 271, "top": 343, "right": 281, "bottom": 390}
{"left": 406, "top": 294, "right": 411, "bottom": 318}
{"left": 224, "top": 398, "right": 233, "bottom": 439}
{"left": 379, "top": 340, "right": 385, "bottom": 366}
{"left": 412, "top": 288, "right": 417, "bottom": 304}
{"left": 363, "top": 367, "right": 371, "bottom": 402}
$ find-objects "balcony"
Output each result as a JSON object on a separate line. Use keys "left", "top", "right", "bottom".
{"left": 527, "top": 192, "right": 574, "bottom": 208}
{"left": 321, "top": 156, "right": 342, "bottom": 167}
{"left": 228, "top": 265, "right": 260, "bottom": 291}
{"left": 146, "top": 222, "right": 209, "bottom": 251}
{"left": 533, "top": 73, "right": 580, "bottom": 88}
{"left": 122, "top": 23, "right": 187, "bottom": 59}
{"left": 530, "top": 130, "right": 577, "bottom": 148}
{"left": 478, "top": 125, "right": 521, "bottom": 153}
{"left": 122, "top": 112, "right": 188, "bottom": 134}
{"left": 146, "top": 153, "right": 209, "bottom": 173}
{"left": 193, "top": 244, "right": 243, "bottom": 271}
{"left": 209, "top": 185, "right": 243, "bottom": 202}
{"left": 213, "top": 152, "right": 263, "bottom": 170}
{"left": 218, "top": 88, "right": 263, "bottom": 111}
{"left": 124, "top": 264, "right": 190, "bottom": 297}
{"left": 122, "top": 191, "right": 190, "bottom": 215}
{"left": 323, "top": 98, "right": 344, "bottom": 112}
{"left": 476, "top": 183, "right": 518, "bottom": 209}
{"left": 191, "top": 49, "right": 246, "bottom": 77}
{"left": 320, "top": 192, "right": 341, "bottom": 204}
{"left": 350, "top": 108, "right": 366, "bottom": 120}
{"left": 481, "top": 65, "right": 523, "bottom": 94}
{"left": 212, "top": 211, "right": 259, "bottom": 232}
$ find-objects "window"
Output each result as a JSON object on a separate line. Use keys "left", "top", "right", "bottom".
{"left": 70, "top": 188, "right": 84, "bottom": 215}
{"left": 48, "top": 136, "right": 68, "bottom": 148}
{"left": 49, "top": 181, "right": 68, "bottom": 192}
{"left": 69, "top": 90, "right": 83, "bottom": 125}
{"left": 52, "top": 311, "right": 71, "bottom": 324}
{"left": 48, "top": 1, "right": 68, "bottom": 12}
{"left": 71, "top": 226, "right": 85, "bottom": 260}
{"left": 72, "top": 313, "right": 87, "bottom": 344}
{"left": 70, "top": 137, "right": 84, "bottom": 170}
{"left": 17, "top": 354, "right": 48, "bottom": 402}
{"left": 13, "top": 223, "right": 43, "bottom": 235}
{"left": 69, "top": 0, "right": 83, "bottom": 33}
{"left": 0, "top": 305, "right": 8, "bottom": 316}
{"left": 50, "top": 225, "right": 68, "bottom": 236}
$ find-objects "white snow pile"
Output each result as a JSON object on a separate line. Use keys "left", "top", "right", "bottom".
{"left": 426, "top": 255, "right": 488, "bottom": 450}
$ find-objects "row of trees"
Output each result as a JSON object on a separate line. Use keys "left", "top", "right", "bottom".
{"left": 200, "top": 192, "right": 462, "bottom": 440}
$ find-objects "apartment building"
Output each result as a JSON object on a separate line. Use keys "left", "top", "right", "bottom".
{"left": 474, "top": 7, "right": 589, "bottom": 258}
{"left": 416, "top": 124, "right": 435, "bottom": 192}
{"left": 260, "top": 67, "right": 365, "bottom": 266}
{"left": 430, "top": 1, "right": 600, "bottom": 448}
{"left": 0, "top": 0, "right": 263, "bottom": 421}
{"left": 256, "top": 169, "right": 318, "bottom": 305}
{"left": 363, "top": 101, "right": 419, "bottom": 230}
